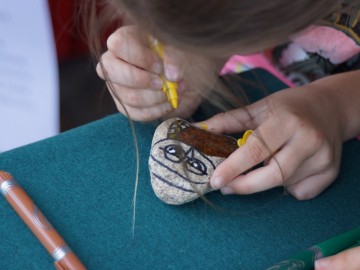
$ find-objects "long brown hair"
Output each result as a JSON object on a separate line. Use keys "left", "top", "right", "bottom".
{"left": 82, "top": 0, "right": 350, "bottom": 117}
{"left": 117, "top": 0, "right": 345, "bottom": 56}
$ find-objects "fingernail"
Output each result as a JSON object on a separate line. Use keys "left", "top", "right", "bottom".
{"left": 150, "top": 77, "right": 164, "bottom": 90}
{"left": 315, "top": 258, "right": 329, "bottom": 269}
{"left": 164, "top": 64, "right": 181, "bottom": 81}
{"left": 151, "top": 62, "right": 163, "bottom": 74}
{"left": 221, "top": 187, "right": 234, "bottom": 195}
{"left": 210, "top": 176, "right": 224, "bottom": 189}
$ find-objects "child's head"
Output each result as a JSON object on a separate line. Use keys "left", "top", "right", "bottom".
{"left": 115, "top": 0, "right": 343, "bottom": 56}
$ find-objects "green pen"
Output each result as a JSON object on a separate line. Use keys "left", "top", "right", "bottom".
{"left": 267, "top": 226, "right": 360, "bottom": 270}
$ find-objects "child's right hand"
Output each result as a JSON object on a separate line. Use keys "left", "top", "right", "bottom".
{"left": 200, "top": 82, "right": 345, "bottom": 200}
{"left": 96, "top": 25, "right": 205, "bottom": 121}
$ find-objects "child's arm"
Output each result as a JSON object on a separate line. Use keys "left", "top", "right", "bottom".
{"left": 199, "top": 70, "right": 360, "bottom": 200}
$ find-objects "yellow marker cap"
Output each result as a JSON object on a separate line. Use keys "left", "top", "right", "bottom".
{"left": 237, "top": 130, "right": 253, "bottom": 147}
{"left": 165, "top": 81, "right": 178, "bottom": 109}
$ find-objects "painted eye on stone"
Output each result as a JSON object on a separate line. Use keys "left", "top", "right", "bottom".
{"left": 162, "top": 144, "right": 185, "bottom": 163}
{"left": 187, "top": 158, "right": 207, "bottom": 176}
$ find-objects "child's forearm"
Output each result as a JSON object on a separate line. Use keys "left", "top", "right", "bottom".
{"left": 312, "top": 70, "right": 360, "bottom": 142}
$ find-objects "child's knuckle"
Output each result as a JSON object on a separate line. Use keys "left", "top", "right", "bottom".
{"left": 246, "top": 140, "right": 266, "bottom": 165}
{"left": 291, "top": 189, "right": 312, "bottom": 201}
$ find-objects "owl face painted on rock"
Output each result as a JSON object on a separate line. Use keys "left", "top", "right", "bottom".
{"left": 149, "top": 118, "right": 238, "bottom": 205}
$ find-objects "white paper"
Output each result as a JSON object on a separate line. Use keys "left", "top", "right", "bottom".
{"left": 0, "top": 0, "right": 59, "bottom": 152}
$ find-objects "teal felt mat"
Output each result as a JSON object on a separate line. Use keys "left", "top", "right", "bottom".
{"left": 0, "top": 69, "right": 359, "bottom": 269}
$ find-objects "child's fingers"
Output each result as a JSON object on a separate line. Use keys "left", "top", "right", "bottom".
{"left": 210, "top": 120, "right": 287, "bottom": 189}
{"left": 114, "top": 99, "right": 173, "bottom": 122}
{"left": 98, "top": 51, "right": 163, "bottom": 90}
{"left": 219, "top": 139, "right": 312, "bottom": 194}
{"left": 108, "top": 85, "right": 168, "bottom": 108}
{"left": 315, "top": 246, "right": 360, "bottom": 270}
{"left": 195, "top": 108, "right": 256, "bottom": 134}
{"left": 195, "top": 97, "right": 272, "bottom": 134}
{"left": 107, "top": 26, "right": 162, "bottom": 74}
{"left": 163, "top": 46, "right": 186, "bottom": 81}
{"left": 220, "top": 164, "right": 282, "bottom": 195}
{"left": 263, "top": 131, "right": 322, "bottom": 181}
{"left": 282, "top": 141, "right": 340, "bottom": 199}
{"left": 286, "top": 169, "right": 338, "bottom": 200}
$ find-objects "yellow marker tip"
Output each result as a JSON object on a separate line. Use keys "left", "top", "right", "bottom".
{"left": 170, "top": 99, "right": 178, "bottom": 109}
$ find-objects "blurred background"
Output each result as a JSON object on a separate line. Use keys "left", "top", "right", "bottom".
{"left": 49, "top": 0, "right": 117, "bottom": 132}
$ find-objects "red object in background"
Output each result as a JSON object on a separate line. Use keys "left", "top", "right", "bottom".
{"left": 49, "top": 0, "right": 89, "bottom": 61}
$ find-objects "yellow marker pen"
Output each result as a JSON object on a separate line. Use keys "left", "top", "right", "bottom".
{"left": 149, "top": 37, "right": 179, "bottom": 109}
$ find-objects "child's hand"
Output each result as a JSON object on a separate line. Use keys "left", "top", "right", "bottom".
{"left": 202, "top": 84, "right": 344, "bottom": 200}
{"left": 96, "top": 25, "right": 204, "bottom": 121}
{"left": 315, "top": 246, "right": 360, "bottom": 270}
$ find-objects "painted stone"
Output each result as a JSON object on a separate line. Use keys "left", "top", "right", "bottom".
{"left": 149, "top": 118, "right": 238, "bottom": 205}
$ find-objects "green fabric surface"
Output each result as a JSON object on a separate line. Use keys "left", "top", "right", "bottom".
{"left": 0, "top": 69, "right": 359, "bottom": 269}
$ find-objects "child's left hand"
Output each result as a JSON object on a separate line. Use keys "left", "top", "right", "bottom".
{"left": 315, "top": 245, "right": 360, "bottom": 270}
{"left": 200, "top": 81, "right": 346, "bottom": 200}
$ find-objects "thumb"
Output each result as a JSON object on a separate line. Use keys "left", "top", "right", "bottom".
{"left": 315, "top": 246, "right": 360, "bottom": 270}
{"left": 163, "top": 46, "right": 186, "bottom": 82}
